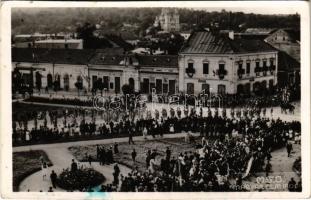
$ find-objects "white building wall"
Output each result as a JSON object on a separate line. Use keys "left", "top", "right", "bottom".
{"left": 179, "top": 51, "right": 278, "bottom": 94}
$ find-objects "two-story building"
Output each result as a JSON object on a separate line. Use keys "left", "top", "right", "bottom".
{"left": 179, "top": 31, "right": 279, "bottom": 95}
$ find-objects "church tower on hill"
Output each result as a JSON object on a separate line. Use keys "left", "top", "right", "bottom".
{"left": 154, "top": 8, "right": 180, "bottom": 32}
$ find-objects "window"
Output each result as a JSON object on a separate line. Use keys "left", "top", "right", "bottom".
{"left": 110, "top": 82, "right": 114, "bottom": 89}
{"left": 188, "top": 62, "right": 194, "bottom": 69}
{"left": 270, "top": 58, "right": 274, "bottom": 66}
{"left": 163, "top": 84, "right": 168, "bottom": 94}
{"left": 218, "top": 84, "right": 226, "bottom": 95}
{"left": 65, "top": 44, "right": 69, "bottom": 49}
{"left": 203, "top": 62, "right": 209, "bottom": 74}
{"left": 256, "top": 61, "right": 260, "bottom": 68}
{"left": 219, "top": 63, "right": 225, "bottom": 71}
{"left": 156, "top": 79, "right": 162, "bottom": 94}
{"left": 246, "top": 62, "right": 251, "bottom": 74}
{"left": 237, "top": 61, "right": 244, "bottom": 73}
{"left": 255, "top": 60, "right": 261, "bottom": 76}
{"left": 263, "top": 60, "right": 268, "bottom": 76}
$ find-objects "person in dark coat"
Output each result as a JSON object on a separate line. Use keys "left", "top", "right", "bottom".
{"left": 265, "top": 161, "right": 272, "bottom": 177}
{"left": 113, "top": 164, "right": 120, "bottom": 186}
{"left": 50, "top": 170, "right": 57, "bottom": 188}
{"left": 71, "top": 159, "right": 77, "bottom": 172}
{"left": 128, "top": 132, "right": 134, "bottom": 145}
{"left": 131, "top": 149, "right": 137, "bottom": 162}
{"left": 166, "top": 147, "right": 171, "bottom": 161}
{"left": 286, "top": 142, "right": 293, "bottom": 157}
{"left": 114, "top": 143, "right": 119, "bottom": 154}
{"left": 288, "top": 178, "right": 297, "bottom": 192}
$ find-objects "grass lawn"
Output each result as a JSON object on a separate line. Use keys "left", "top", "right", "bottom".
{"left": 13, "top": 150, "right": 52, "bottom": 191}
{"left": 69, "top": 137, "right": 202, "bottom": 173}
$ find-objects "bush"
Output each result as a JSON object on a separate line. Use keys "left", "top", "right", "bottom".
{"left": 57, "top": 168, "right": 105, "bottom": 191}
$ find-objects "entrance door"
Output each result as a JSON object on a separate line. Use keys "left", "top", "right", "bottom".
{"left": 92, "top": 76, "right": 97, "bottom": 89}
{"left": 47, "top": 74, "right": 53, "bottom": 88}
{"left": 156, "top": 79, "right": 162, "bottom": 94}
{"left": 115, "top": 77, "right": 120, "bottom": 94}
{"left": 253, "top": 82, "right": 261, "bottom": 94}
{"left": 142, "top": 78, "right": 149, "bottom": 93}
{"left": 237, "top": 84, "right": 244, "bottom": 94}
{"left": 129, "top": 78, "right": 135, "bottom": 91}
{"left": 187, "top": 83, "right": 194, "bottom": 94}
{"left": 218, "top": 84, "right": 226, "bottom": 95}
{"left": 169, "top": 80, "right": 176, "bottom": 94}
{"left": 54, "top": 74, "right": 61, "bottom": 90}
{"left": 244, "top": 83, "right": 251, "bottom": 94}
{"left": 202, "top": 83, "right": 210, "bottom": 93}
{"left": 150, "top": 83, "right": 156, "bottom": 93}
{"left": 21, "top": 73, "right": 33, "bottom": 87}
{"left": 63, "top": 74, "right": 69, "bottom": 91}
{"left": 103, "top": 76, "right": 109, "bottom": 91}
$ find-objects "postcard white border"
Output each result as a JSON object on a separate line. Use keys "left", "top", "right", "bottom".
{"left": 1, "top": 1, "right": 310, "bottom": 199}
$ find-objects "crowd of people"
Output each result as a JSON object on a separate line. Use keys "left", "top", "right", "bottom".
{"left": 102, "top": 116, "right": 301, "bottom": 192}
{"left": 13, "top": 100, "right": 300, "bottom": 146}
{"left": 21, "top": 105, "right": 301, "bottom": 192}
{"left": 15, "top": 89, "right": 302, "bottom": 192}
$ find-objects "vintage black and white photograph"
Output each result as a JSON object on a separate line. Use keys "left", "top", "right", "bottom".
{"left": 2, "top": 1, "right": 310, "bottom": 198}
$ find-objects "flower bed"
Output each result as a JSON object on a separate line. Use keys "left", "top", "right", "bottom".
{"left": 13, "top": 150, "right": 52, "bottom": 191}
{"left": 57, "top": 168, "right": 105, "bottom": 191}
{"left": 68, "top": 137, "right": 202, "bottom": 173}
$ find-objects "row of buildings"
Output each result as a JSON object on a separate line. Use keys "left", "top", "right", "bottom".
{"left": 12, "top": 30, "right": 300, "bottom": 95}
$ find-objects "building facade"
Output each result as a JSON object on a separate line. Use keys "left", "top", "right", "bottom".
{"left": 12, "top": 48, "right": 178, "bottom": 95}
{"left": 179, "top": 31, "right": 278, "bottom": 95}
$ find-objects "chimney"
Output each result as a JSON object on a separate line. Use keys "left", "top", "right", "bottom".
{"left": 228, "top": 31, "right": 234, "bottom": 40}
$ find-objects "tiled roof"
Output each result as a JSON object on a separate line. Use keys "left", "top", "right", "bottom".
{"left": 278, "top": 51, "right": 300, "bottom": 72}
{"left": 89, "top": 53, "right": 125, "bottom": 65}
{"left": 12, "top": 48, "right": 95, "bottom": 65}
{"left": 137, "top": 55, "right": 178, "bottom": 68}
{"left": 180, "top": 31, "right": 277, "bottom": 54}
{"left": 180, "top": 31, "right": 233, "bottom": 54}
{"left": 229, "top": 38, "right": 278, "bottom": 53}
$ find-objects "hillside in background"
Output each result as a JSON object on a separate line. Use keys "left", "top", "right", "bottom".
{"left": 12, "top": 7, "right": 300, "bottom": 36}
